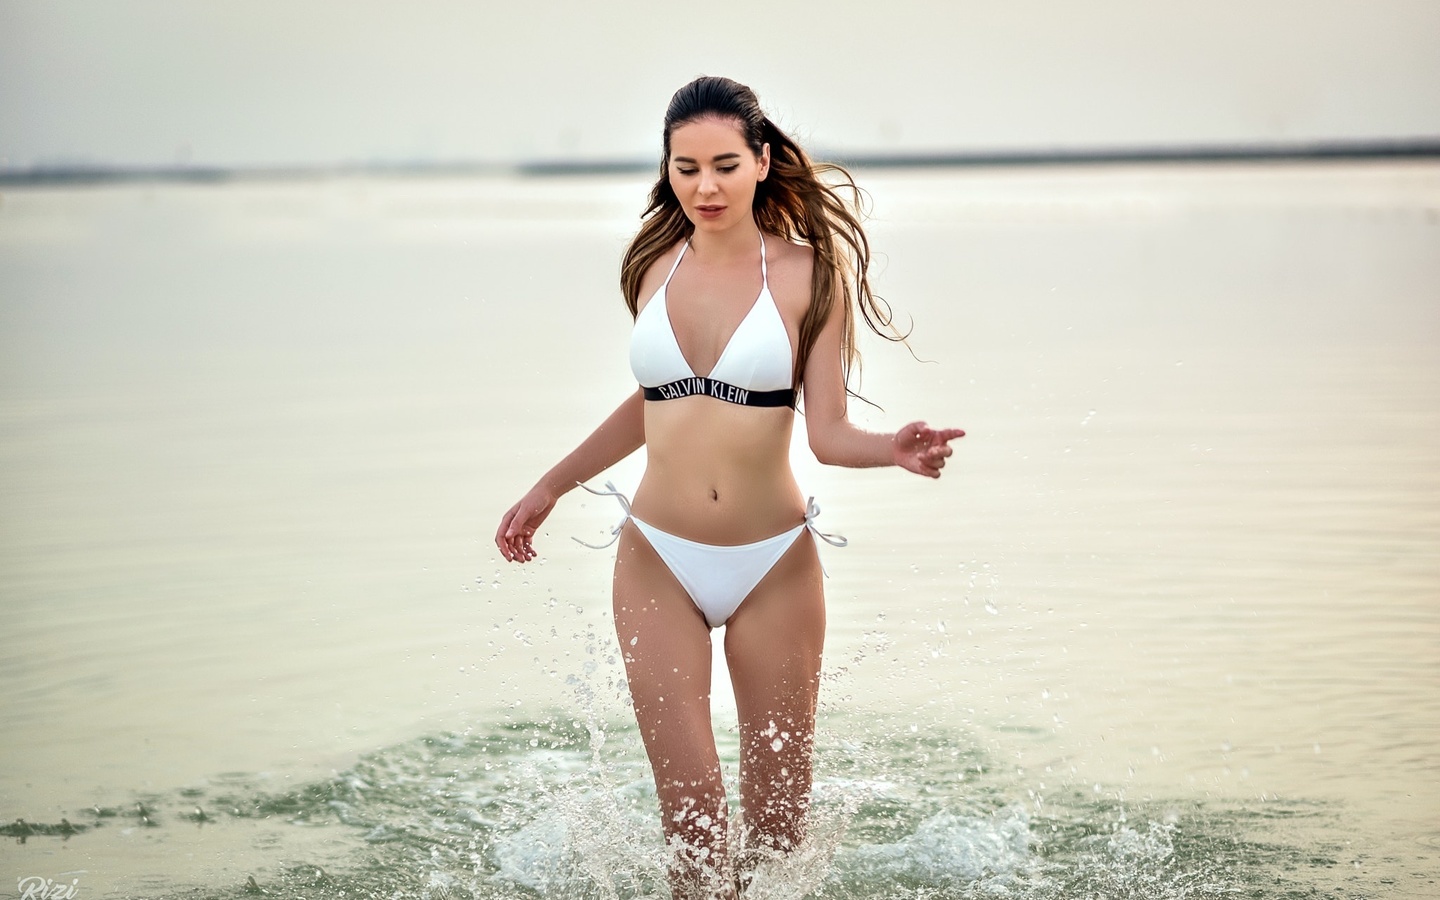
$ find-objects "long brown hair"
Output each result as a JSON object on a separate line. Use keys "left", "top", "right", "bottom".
{"left": 620, "top": 76, "right": 903, "bottom": 403}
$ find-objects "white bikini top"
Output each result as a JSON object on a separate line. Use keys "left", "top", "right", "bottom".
{"left": 629, "top": 232, "right": 795, "bottom": 408}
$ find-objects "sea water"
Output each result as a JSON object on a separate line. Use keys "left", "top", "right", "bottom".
{"left": 1, "top": 162, "right": 1437, "bottom": 897}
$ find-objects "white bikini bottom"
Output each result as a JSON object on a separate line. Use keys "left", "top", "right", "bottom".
{"left": 575, "top": 481, "right": 846, "bottom": 628}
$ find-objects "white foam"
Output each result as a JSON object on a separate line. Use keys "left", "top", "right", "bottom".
{"left": 840, "top": 806, "right": 1034, "bottom": 884}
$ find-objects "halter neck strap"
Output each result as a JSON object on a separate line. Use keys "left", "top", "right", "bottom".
{"left": 660, "top": 242, "right": 688, "bottom": 289}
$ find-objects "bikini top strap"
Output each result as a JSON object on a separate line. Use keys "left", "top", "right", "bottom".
{"left": 660, "top": 241, "right": 689, "bottom": 289}
{"left": 758, "top": 232, "right": 769, "bottom": 289}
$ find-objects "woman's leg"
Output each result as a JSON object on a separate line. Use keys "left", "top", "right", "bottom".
{"left": 612, "top": 524, "right": 734, "bottom": 899}
{"left": 723, "top": 533, "right": 826, "bottom": 858}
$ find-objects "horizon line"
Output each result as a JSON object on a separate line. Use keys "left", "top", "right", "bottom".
{"left": 3, "top": 136, "right": 1438, "bottom": 185}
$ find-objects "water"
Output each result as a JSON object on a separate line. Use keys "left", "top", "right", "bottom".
{"left": 0, "top": 714, "right": 1340, "bottom": 899}
{"left": 1, "top": 162, "right": 1437, "bottom": 898}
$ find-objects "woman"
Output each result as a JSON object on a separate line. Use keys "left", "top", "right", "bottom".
{"left": 496, "top": 76, "right": 963, "bottom": 897}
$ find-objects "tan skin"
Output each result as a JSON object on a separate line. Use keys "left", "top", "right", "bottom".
{"left": 496, "top": 115, "right": 963, "bottom": 897}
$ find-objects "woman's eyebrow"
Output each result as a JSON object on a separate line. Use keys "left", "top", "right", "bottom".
{"left": 672, "top": 152, "right": 743, "bottom": 164}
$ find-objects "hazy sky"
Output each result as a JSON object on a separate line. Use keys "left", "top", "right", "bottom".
{"left": 2, "top": 0, "right": 1438, "bottom": 168}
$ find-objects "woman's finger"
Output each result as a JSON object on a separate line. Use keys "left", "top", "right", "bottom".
{"left": 495, "top": 509, "right": 518, "bottom": 558}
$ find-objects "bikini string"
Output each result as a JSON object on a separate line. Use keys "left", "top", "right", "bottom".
{"left": 572, "top": 480, "right": 631, "bottom": 549}
{"left": 803, "top": 497, "right": 847, "bottom": 576}
{"left": 803, "top": 497, "right": 848, "bottom": 549}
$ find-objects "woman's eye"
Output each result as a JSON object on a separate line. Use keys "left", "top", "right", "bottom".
{"left": 719, "top": 165, "right": 739, "bottom": 173}
{"left": 677, "top": 169, "right": 697, "bottom": 176}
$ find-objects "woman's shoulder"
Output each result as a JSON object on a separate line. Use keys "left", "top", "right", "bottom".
{"left": 764, "top": 234, "right": 814, "bottom": 316}
{"left": 633, "top": 239, "right": 689, "bottom": 313}
{"left": 766, "top": 234, "right": 813, "bottom": 265}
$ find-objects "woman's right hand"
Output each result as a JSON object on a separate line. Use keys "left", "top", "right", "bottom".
{"left": 492, "top": 390, "right": 645, "bottom": 563}
{"left": 495, "top": 485, "right": 558, "bottom": 563}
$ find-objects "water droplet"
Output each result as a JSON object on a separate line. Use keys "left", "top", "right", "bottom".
{"left": 771, "top": 738, "right": 784, "bottom": 752}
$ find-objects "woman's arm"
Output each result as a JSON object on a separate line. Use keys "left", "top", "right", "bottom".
{"left": 495, "top": 389, "right": 645, "bottom": 562}
{"left": 802, "top": 296, "right": 964, "bottom": 477}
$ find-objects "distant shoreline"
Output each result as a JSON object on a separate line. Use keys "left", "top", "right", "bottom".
{"left": 3, "top": 137, "right": 1437, "bottom": 185}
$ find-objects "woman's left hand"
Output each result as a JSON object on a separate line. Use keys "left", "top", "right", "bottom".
{"left": 892, "top": 421, "right": 965, "bottom": 478}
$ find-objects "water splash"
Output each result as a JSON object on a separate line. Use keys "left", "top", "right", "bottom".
{"left": 13, "top": 715, "right": 1339, "bottom": 899}
{"left": 842, "top": 807, "right": 1032, "bottom": 886}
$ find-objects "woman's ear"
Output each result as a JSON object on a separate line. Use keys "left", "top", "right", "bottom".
{"left": 758, "top": 143, "right": 771, "bottom": 182}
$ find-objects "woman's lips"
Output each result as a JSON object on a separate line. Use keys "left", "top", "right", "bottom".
{"left": 696, "top": 205, "right": 726, "bottom": 219}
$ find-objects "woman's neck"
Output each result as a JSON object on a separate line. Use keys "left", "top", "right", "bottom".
{"left": 688, "top": 219, "right": 761, "bottom": 261}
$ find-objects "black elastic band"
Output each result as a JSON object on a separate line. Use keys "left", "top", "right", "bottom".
{"left": 642, "top": 377, "right": 795, "bottom": 408}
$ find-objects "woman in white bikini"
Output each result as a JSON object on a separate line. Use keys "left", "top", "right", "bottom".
{"left": 496, "top": 76, "right": 963, "bottom": 898}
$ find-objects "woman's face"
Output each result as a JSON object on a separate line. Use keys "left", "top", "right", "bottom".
{"left": 667, "top": 116, "right": 770, "bottom": 234}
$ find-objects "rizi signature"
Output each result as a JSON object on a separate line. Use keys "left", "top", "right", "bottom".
{"left": 17, "top": 876, "right": 79, "bottom": 900}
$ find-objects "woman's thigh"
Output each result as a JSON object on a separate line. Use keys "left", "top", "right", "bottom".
{"left": 722, "top": 533, "right": 826, "bottom": 848}
{"left": 612, "top": 524, "right": 723, "bottom": 799}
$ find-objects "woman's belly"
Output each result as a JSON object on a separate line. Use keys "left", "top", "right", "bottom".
{"left": 631, "top": 398, "right": 803, "bottom": 544}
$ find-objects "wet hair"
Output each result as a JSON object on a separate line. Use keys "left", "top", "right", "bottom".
{"left": 620, "top": 75, "right": 903, "bottom": 403}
